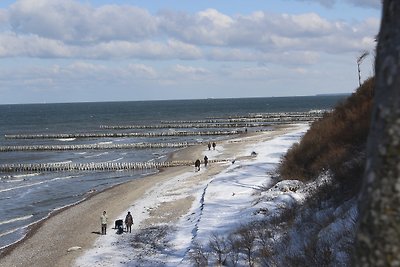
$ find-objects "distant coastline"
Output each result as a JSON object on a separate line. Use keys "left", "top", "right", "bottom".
{"left": 315, "top": 93, "right": 350, "bottom": 96}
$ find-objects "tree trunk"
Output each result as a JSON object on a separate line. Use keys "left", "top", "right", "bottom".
{"left": 356, "top": 1, "right": 400, "bottom": 266}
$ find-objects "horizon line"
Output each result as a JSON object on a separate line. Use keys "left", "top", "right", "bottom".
{"left": 0, "top": 93, "right": 350, "bottom": 106}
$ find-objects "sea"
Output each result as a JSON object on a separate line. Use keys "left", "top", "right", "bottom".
{"left": 0, "top": 96, "right": 346, "bottom": 250}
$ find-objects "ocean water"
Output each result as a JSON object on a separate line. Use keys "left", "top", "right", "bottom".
{"left": 0, "top": 96, "right": 346, "bottom": 250}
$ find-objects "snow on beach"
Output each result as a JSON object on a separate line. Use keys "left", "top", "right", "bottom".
{"left": 75, "top": 124, "right": 357, "bottom": 266}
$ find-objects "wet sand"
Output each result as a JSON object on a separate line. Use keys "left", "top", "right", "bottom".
{"left": 0, "top": 125, "right": 299, "bottom": 267}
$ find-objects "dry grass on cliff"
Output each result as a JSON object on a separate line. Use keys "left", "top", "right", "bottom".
{"left": 279, "top": 77, "right": 374, "bottom": 193}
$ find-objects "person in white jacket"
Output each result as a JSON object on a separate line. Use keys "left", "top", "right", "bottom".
{"left": 100, "top": 210, "right": 108, "bottom": 235}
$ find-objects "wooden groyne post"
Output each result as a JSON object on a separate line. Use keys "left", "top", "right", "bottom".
{"left": 0, "top": 142, "right": 197, "bottom": 152}
{"left": 0, "top": 159, "right": 229, "bottom": 173}
{"left": 4, "top": 130, "right": 240, "bottom": 140}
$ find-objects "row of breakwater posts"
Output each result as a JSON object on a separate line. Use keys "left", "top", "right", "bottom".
{"left": 4, "top": 130, "right": 240, "bottom": 140}
{"left": 158, "top": 117, "right": 321, "bottom": 124}
{"left": 3, "top": 112, "right": 324, "bottom": 140}
{"left": 99, "top": 119, "right": 315, "bottom": 130}
{"left": 100, "top": 123, "right": 274, "bottom": 129}
{"left": 98, "top": 112, "right": 325, "bottom": 129}
{"left": 0, "top": 159, "right": 230, "bottom": 173}
{"left": 0, "top": 142, "right": 198, "bottom": 152}
{"left": 160, "top": 111, "right": 326, "bottom": 124}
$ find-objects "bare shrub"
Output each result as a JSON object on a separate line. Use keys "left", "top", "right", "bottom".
{"left": 223, "top": 233, "right": 240, "bottom": 267}
{"left": 131, "top": 225, "right": 170, "bottom": 251}
{"left": 208, "top": 233, "right": 229, "bottom": 266}
{"left": 266, "top": 202, "right": 298, "bottom": 229}
{"left": 303, "top": 236, "right": 319, "bottom": 265}
{"left": 234, "top": 227, "right": 257, "bottom": 267}
{"left": 129, "top": 225, "right": 171, "bottom": 265}
{"left": 316, "top": 242, "right": 333, "bottom": 267}
{"left": 188, "top": 242, "right": 209, "bottom": 267}
{"left": 255, "top": 226, "right": 275, "bottom": 267}
{"left": 284, "top": 255, "right": 308, "bottom": 267}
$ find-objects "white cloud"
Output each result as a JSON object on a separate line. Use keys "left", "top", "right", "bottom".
{"left": 66, "top": 61, "right": 108, "bottom": 74}
{"left": 160, "top": 9, "right": 377, "bottom": 53}
{"left": 207, "top": 48, "right": 319, "bottom": 65}
{"left": 158, "top": 8, "right": 233, "bottom": 46}
{"left": 0, "top": 32, "right": 70, "bottom": 57}
{"left": 198, "top": 8, "right": 234, "bottom": 28}
{"left": 23, "top": 77, "right": 54, "bottom": 87}
{"left": 167, "top": 39, "right": 202, "bottom": 59}
{"left": 0, "top": 9, "right": 9, "bottom": 28}
{"left": 0, "top": 1, "right": 380, "bottom": 104}
{"left": 9, "top": 0, "right": 157, "bottom": 43}
{"left": 173, "top": 64, "right": 208, "bottom": 74}
{"left": 85, "top": 39, "right": 202, "bottom": 60}
{"left": 127, "top": 64, "right": 157, "bottom": 79}
{"left": 0, "top": 1, "right": 378, "bottom": 65}
{"left": 0, "top": 35, "right": 202, "bottom": 60}
{"left": 285, "top": 13, "right": 332, "bottom": 36}
{"left": 228, "top": 66, "right": 271, "bottom": 80}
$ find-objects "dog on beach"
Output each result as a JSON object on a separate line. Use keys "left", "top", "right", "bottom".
{"left": 114, "top": 219, "right": 124, "bottom": 234}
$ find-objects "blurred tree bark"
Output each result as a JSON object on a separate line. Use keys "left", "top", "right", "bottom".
{"left": 356, "top": 1, "right": 400, "bottom": 266}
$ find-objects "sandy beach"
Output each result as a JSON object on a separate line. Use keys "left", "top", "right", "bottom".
{"left": 0, "top": 125, "right": 298, "bottom": 267}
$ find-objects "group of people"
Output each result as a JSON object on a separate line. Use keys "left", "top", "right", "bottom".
{"left": 195, "top": 141, "right": 216, "bottom": 171}
{"left": 101, "top": 141, "right": 219, "bottom": 234}
{"left": 207, "top": 141, "right": 216, "bottom": 150}
{"left": 100, "top": 210, "right": 134, "bottom": 235}
{"left": 194, "top": 155, "right": 209, "bottom": 171}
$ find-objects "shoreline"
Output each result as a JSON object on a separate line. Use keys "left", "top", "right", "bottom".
{"left": 0, "top": 124, "right": 301, "bottom": 266}
{"left": 0, "top": 141, "right": 195, "bottom": 256}
{"left": 0, "top": 165, "right": 192, "bottom": 266}
{"left": 0, "top": 170, "right": 147, "bottom": 255}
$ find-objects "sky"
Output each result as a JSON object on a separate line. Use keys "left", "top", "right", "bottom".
{"left": 0, "top": 0, "right": 381, "bottom": 104}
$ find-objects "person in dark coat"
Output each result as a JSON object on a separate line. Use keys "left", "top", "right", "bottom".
{"left": 195, "top": 159, "right": 201, "bottom": 171}
{"left": 204, "top": 155, "right": 208, "bottom": 167}
{"left": 212, "top": 142, "right": 216, "bottom": 150}
{"left": 125, "top": 211, "right": 134, "bottom": 233}
{"left": 208, "top": 142, "right": 211, "bottom": 150}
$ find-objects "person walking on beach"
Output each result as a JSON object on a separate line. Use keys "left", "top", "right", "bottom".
{"left": 204, "top": 155, "right": 208, "bottom": 167}
{"left": 195, "top": 159, "right": 201, "bottom": 171}
{"left": 100, "top": 210, "right": 108, "bottom": 235}
{"left": 208, "top": 142, "right": 211, "bottom": 150}
{"left": 212, "top": 142, "right": 216, "bottom": 150}
{"left": 125, "top": 211, "right": 134, "bottom": 233}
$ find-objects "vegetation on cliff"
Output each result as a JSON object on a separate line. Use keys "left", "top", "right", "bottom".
{"left": 279, "top": 77, "right": 374, "bottom": 195}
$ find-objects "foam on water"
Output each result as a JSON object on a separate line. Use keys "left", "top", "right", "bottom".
{"left": 57, "top": 138, "right": 76, "bottom": 142}
{"left": 51, "top": 160, "right": 73, "bottom": 165}
{"left": 84, "top": 152, "right": 109, "bottom": 158}
{"left": 12, "top": 173, "right": 41, "bottom": 179}
{"left": 0, "top": 175, "right": 75, "bottom": 193}
{"left": 0, "top": 215, "right": 33, "bottom": 227}
{"left": 105, "top": 157, "right": 124, "bottom": 163}
{"left": 98, "top": 141, "right": 113, "bottom": 145}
